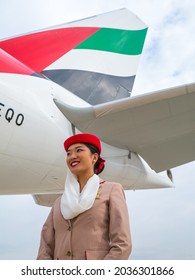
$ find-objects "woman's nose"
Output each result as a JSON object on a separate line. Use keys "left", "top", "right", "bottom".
{"left": 69, "top": 152, "right": 77, "bottom": 160}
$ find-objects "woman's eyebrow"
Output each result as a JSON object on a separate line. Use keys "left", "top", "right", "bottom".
{"left": 67, "top": 145, "right": 85, "bottom": 152}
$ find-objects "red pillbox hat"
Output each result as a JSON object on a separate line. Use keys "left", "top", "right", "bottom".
{"left": 64, "top": 133, "right": 101, "bottom": 153}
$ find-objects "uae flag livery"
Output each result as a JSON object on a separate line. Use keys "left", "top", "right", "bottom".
{"left": 0, "top": 9, "right": 147, "bottom": 104}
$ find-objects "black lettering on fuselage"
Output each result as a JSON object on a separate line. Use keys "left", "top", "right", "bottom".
{"left": 0, "top": 102, "right": 5, "bottom": 117}
{"left": 0, "top": 101, "right": 24, "bottom": 126}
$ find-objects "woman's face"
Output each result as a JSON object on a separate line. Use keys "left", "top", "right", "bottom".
{"left": 66, "top": 143, "right": 98, "bottom": 177}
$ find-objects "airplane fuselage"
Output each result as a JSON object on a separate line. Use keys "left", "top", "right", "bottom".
{"left": 0, "top": 74, "right": 70, "bottom": 194}
{"left": 0, "top": 73, "right": 173, "bottom": 195}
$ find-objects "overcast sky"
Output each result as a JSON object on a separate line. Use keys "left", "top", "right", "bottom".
{"left": 0, "top": 0, "right": 195, "bottom": 260}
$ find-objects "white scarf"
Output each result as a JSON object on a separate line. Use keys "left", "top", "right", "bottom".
{"left": 60, "top": 171, "right": 100, "bottom": 219}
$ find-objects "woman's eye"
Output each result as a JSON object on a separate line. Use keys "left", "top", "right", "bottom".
{"left": 77, "top": 148, "right": 84, "bottom": 153}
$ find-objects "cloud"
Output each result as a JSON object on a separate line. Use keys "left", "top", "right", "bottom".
{"left": 132, "top": 0, "right": 195, "bottom": 93}
{"left": 0, "top": 195, "right": 50, "bottom": 259}
{"left": 126, "top": 161, "right": 195, "bottom": 259}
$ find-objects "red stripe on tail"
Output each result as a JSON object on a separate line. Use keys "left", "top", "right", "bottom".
{"left": 0, "top": 27, "right": 100, "bottom": 73}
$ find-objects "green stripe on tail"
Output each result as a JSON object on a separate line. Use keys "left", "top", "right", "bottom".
{"left": 75, "top": 27, "right": 148, "bottom": 55}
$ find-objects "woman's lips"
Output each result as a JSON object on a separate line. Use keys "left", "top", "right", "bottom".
{"left": 70, "top": 161, "right": 80, "bottom": 167}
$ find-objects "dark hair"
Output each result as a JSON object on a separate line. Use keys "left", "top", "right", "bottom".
{"left": 84, "top": 143, "right": 105, "bottom": 175}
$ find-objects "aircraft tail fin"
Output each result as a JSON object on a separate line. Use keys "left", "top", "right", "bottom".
{"left": 0, "top": 8, "right": 147, "bottom": 105}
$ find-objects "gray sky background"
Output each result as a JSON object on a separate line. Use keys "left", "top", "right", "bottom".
{"left": 0, "top": 0, "right": 195, "bottom": 260}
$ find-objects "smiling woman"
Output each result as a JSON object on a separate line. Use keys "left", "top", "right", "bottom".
{"left": 1, "top": 0, "right": 195, "bottom": 262}
{"left": 37, "top": 133, "right": 132, "bottom": 260}
{"left": 65, "top": 133, "right": 105, "bottom": 182}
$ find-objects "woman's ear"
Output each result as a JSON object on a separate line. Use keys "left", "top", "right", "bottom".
{"left": 93, "top": 153, "right": 99, "bottom": 163}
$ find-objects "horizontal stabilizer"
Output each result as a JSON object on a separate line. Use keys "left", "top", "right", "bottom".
{"left": 33, "top": 193, "right": 61, "bottom": 207}
{"left": 54, "top": 82, "right": 195, "bottom": 172}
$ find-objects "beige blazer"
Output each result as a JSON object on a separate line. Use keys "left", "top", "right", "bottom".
{"left": 37, "top": 180, "right": 132, "bottom": 260}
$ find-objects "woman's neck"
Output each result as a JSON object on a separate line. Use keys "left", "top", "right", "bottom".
{"left": 77, "top": 172, "right": 95, "bottom": 192}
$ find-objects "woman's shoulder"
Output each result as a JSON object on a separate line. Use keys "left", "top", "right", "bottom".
{"left": 101, "top": 180, "right": 127, "bottom": 205}
{"left": 100, "top": 178, "right": 122, "bottom": 187}
{"left": 100, "top": 179, "right": 123, "bottom": 192}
